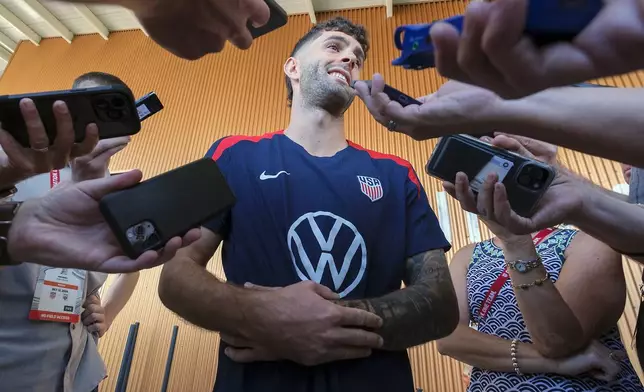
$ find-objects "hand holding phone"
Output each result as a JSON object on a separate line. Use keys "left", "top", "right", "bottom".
{"left": 352, "top": 80, "right": 421, "bottom": 107}
{"left": 426, "top": 134, "right": 555, "bottom": 217}
{"left": 0, "top": 85, "right": 140, "bottom": 148}
{"left": 0, "top": 99, "right": 100, "bottom": 186}
{"left": 99, "top": 158, "right": 236, "bottom": 258}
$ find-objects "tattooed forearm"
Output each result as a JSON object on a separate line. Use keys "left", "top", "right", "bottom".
{"left": 338, "top": 249, "right": 459, "bottom": 350}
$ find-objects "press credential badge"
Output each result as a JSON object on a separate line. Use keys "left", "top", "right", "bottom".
{"left": 29, "top": 267, "right": 87, "bottom": 323}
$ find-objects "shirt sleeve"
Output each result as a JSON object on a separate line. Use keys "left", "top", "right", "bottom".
{"left": 405, "top": 170, "right": 452, "bottom": 257}
{"left": 202, "top": 138, "right": 232, "bottom": 238}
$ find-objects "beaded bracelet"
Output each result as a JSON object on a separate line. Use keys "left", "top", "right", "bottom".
{"left": 512, "top": 271, "right": 550, "bottom": 290}
{"left": 511, "top": 339, "right": 522, "bottom": 376}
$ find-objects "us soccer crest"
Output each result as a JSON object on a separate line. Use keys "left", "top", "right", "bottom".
{"left": 357, "top": 176, "right": 383, "bottom": 202}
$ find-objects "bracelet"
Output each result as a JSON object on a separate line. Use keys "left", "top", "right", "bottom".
{"left": 506, "top": 255, "right": 543, "bottom": 273}
{"left": 512, "top": 271, "right": 550, "bottom": 290}
{"left": 511, "top": 339, "right": 522, "bottom": 376}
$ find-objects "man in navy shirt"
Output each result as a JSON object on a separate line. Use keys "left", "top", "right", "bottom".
{"left": 159, "top": 17, "right": 459, "bottom": 392}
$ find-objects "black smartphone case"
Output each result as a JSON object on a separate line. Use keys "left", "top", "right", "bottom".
{"left": 426, "top": 134, "right": 556, "bottom": 217}
{"left": 248, "top": 0, "right": 288, "bottom": 38}
{"left": 99, "top": 158, "right": 236, "bottom": 259}
{"left": 360, "top": 80, "right": 422, "bottom": 107}
{"left": 0, "top": 85, "right": 141, "bottom": 148}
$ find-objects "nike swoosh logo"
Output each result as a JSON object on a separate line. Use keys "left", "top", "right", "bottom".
{"left": 259, "top": 170, "right": 290, "bottom": 180}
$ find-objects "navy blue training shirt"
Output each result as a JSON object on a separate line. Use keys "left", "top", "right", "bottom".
{"left": 204, "top": 130, "right": 451, "bottom": 392}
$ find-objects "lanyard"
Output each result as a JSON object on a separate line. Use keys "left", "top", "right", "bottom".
{"left": 50, "top": 169, "right": 60, "bottom": 188}
{"left": 477, "top": 227, "right": 556, "bottom": 320}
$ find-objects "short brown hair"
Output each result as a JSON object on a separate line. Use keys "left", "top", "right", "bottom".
{"left": 285, "top": 17, "right": 369, "bottom": 106}
{"left": 73, "top": 72, "right": 128, "bottom": 90}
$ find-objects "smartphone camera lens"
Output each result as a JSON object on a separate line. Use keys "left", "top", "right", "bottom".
{"left": 95, "top": 98, "right": 109, "bottom": 109}
{"left": 111, "top": 97, "right": 125, "bottom": 109}
{"left": 518, "top": 174, "right": 531, "bottom": 186}
{"left": 517, "top": 164, "right": 549, "bottom": 190}
{"left": 107, "top": 109, "right": 123, "bottom": 120}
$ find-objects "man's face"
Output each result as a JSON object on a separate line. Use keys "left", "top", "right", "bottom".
{"left": 622, "top": 163, "right": 632, "bottom": 184}
{"left": 295, "top": 31, "right": 365, "bottom": 114}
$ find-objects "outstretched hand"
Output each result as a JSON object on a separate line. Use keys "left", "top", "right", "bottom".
{"left": 443, "top": 134, "right": 588, "bottom": 235}
{"left": 8, "top": 170, "right": 201, "bottom": 273}
{"left": 354, "top": 74, "right": 503, "bottom": 141}
{"left": 429, "top": 0, "right": 644, "bottom": 98}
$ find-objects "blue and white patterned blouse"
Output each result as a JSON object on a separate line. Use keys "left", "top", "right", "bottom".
{"left": 466, "top": 228, "right": 643, "bottom": 392}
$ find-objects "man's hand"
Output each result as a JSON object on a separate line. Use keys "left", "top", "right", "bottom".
{"left": 354, "top": 74, "right": 504, "bottom": 141}
{"left": 0, "top": 99, "right": 99, "bottom": 188}
{"left": 443, "top": 135, "right": 589, "bottom": 235}
{"left": 7, "top": 170, "right": 201, "bottom": 273}
{"left": 71, "top": 136, "right": 130, "bottom": 182}
{"left": 239, "top": 281, "right": 384, "bottom": 366}
{"left": 430, "top": 0, "right": 644, "bottom": 98}
{"left": 82, "top": 294, "right": 110, "bottom": 338}
{"left": 129, "top": 0, "right": 271, "bottom": 60}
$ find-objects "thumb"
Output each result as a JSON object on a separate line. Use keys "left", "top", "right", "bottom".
{"left": 490, "top": 135, "right": 532, "bottom": 157}
{"left": 246, "top": 0, "right": 270, "bottom": 28}
{"left": 310, "top": 282, "right": 340, "bottom": 300}
{"left": 77, "top": 169, "right": 142, "bottom": 200}
{"left": 370, "top": 73, "right": 385, "bottom": 96}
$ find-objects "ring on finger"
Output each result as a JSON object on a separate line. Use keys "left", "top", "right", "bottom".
{"left": 386, "top": 120, "right": 397, "bottom": 132}
{"left": 609, "top": 351, "right": 620, "bottom": 361}
{"left": 31, "top": 146, "right": 49, "bottom": 153}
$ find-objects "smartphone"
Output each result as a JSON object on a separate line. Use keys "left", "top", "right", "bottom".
{"left": 355, "top": 80, "right": 421, "bottom": 107}
{"left": 99, "top": 158, "right": 236, "bottom": 258}
{"left": 135, "top": 92, "right": 164, "bottom": 122}
{"left": 426, "top": 134, "right": 555, "bottom": 217}
{"left": 0, "top": 85, "right": 141, "bottom": 148}
{"left": 248, "top": 0, "right": 288, "bottom": 39}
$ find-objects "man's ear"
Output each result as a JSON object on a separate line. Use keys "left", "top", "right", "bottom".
{"left": 284, "top": 57, "right": 299, "bottom": 83}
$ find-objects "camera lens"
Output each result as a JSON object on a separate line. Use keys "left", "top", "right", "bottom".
{"left": 95, "top": 99, "right": 109, "bottom": 109}
{"left": 107, "top": 109, "right": 123, "bottom": 120}
{"left": 111, "top": 97, "right": 125, "bottom": 109}
{"left": 518, "top": 174, "right": 531, "bottom": 186}
{"left": 532, "top": 167, "right": 545, "bottom": 181}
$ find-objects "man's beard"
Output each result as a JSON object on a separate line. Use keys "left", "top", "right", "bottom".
{"left": 299, "top": 61, "right": 355, "bottom": 116}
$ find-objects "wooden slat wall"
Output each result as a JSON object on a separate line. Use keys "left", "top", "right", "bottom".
{"left": 2, "top": 2, "right": 644, "bottom": 391}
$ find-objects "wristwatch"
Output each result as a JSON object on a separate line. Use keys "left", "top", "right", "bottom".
{"left": 0, "top": 201, "right": 23, "bottom": 266}
{"left": 506, "top": 256, "right": 542, "bottom": 273}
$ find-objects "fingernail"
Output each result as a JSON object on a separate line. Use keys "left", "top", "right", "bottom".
{"left": 224, "top": 348, "right": 231, "bottom": 355}
{"left": 56, "top": 101, "right": 68, "bottom": 114}
{"left": 481, "top": 136, "right": 492, "bottom": 143}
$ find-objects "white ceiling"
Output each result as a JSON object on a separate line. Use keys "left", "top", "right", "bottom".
{"left": 0, "top": 0, "right": 437, "bottom": 76}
